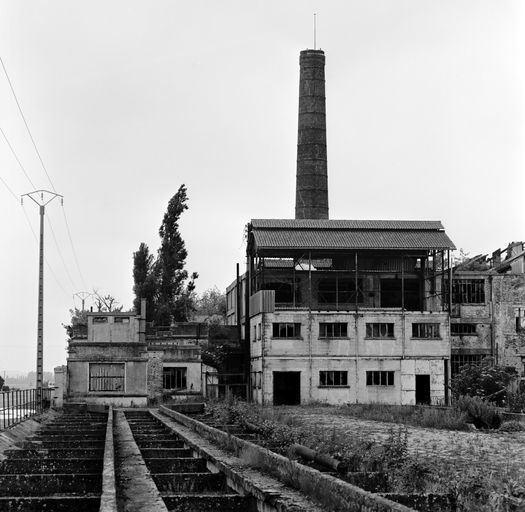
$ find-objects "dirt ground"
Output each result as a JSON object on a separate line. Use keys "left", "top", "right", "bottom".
{"left": 277, "top": 406, "right": 525, "bottom": 477}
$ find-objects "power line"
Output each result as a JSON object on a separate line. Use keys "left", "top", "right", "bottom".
{"left": 0, "top": 175, "right": 19, "bottom": 202}
{"left": 0, "top": 126, "right": 36, "bottom": 188}
{"left": 46, "top": 211, "right": 77, "bottom": 292}
{"left": 0, "top": 55, "right": 56, "bottom": 192}
{"left": 61, "top": 204, "right": 87, "bottom": 290}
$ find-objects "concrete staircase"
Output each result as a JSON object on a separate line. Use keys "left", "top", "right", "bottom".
{"left": 0, "top": 411, "right": 107, "bottom": 511}
{"left": 125, "top": 411, "right": 255, "bottom": 512}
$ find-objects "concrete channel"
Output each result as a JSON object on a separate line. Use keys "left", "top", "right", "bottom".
{"left": 0, "top": 409, "right": 109, "bottom": 511}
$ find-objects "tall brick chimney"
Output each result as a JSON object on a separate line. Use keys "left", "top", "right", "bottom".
{"left": 295, "top": 49, "right": 329, "bottom": 220}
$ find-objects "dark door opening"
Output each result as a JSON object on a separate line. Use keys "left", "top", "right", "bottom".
{"left": 273, "top": 371, "right": 300, "bottom": 405}
{"left": 415, "top": 374, "right": 431, "bottom": 405}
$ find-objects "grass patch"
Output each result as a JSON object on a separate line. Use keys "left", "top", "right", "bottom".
{"left": 204, "top": 398, "right": 525, "bottom": 511}
{"left": 336, "top": 402, "right": 470, "bottom": 431}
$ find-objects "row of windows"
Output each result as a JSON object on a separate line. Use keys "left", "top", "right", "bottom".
{"left": 319, "top": 370, "right": 394, "bottom": 387}
{"left": 270, "top": 322, "right": 442, "bottom": 339}
{"left": 92, "top": 316, "right": 130, "bottom": 324}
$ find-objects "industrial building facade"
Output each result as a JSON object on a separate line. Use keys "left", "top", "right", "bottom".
{"left": 227, "top": 219, "right": 455, "bottom": 406}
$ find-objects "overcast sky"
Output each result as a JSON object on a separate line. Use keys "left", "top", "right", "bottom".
{"left": 1, "top": 1, "right": 524, "bottom": 376}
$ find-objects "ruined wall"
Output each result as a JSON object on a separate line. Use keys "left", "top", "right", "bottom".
{"left": 494, "top": 274, "right": 525, "bottom": 374}
{"left": 147, "top": 351, "right": 164, "bottom": 404}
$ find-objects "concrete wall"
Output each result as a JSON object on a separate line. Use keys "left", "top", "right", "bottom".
{"left": 250, "top": 309, "right": 448, "bottom": 406}
{"left": 87, "top": 313, "right": 139, "bottom": 343}
{"left": 67, "top": 358, "right": 148, "bottom": 403}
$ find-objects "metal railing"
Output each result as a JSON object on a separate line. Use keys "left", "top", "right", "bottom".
{"left": 0, "top": 388, "right": 52, "bottom": 431}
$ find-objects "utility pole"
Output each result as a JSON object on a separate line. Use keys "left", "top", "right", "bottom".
{"left": 74, "top": 291, "right": 92, "bottom": 311}
{"left": 22, "top": 190, "right": 63, "bottom": 392}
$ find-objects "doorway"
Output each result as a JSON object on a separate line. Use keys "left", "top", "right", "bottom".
{"left": 273, "top": 371, "right": 301, "bottom": 405}
{"left": 415, "top": 374, "right": 431, "bottom": 405}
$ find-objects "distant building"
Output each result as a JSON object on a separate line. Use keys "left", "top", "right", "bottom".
{"left": 65, "top": 301, "right": 204, "bottom": 407}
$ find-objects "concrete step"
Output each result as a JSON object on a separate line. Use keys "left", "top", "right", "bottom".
{"left": 141, "top": 448, "right": 192, "bottom": 459}
{"left": 132, "top": 439, "right": 185, "bottom": 449}
{"left": 0, "top": 458, "right": 102, "bottom": 474}
{"left": 153, "top": 472, "right": 227, "bottom": 493}
{"left": 145, "top": 457, "right": 207, "bottom": 474}
{"left": 21, "top": 440, "right": 105, "bottom": 449}
{"left": 161, "top": 493, "right": 254, "bottom": 512}
{"left": 30, "top": 433, "right": 105, "bottom": 440}
{"left": 0, "top": 474, "right": 102, "bottom": 496}
{"left": 0, "top": 495, "right": 100, "bottom": 511}
{"left": 4, "top": 448, "right": 104, "bottom": 459}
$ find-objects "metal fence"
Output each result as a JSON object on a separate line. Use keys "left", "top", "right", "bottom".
{"left": 0, "top": 388, "right": 52, "bottom": 431}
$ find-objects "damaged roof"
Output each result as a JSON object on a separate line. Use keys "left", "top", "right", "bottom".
{"left": 249, "top": 219, "right": 456, "bottom": 253}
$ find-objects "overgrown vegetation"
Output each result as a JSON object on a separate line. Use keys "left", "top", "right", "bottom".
{"left": 450, "top": 360, "right": 517, "bottom": 406}
{"left": 205, "top": 399, "right": 525, "bottom": 511}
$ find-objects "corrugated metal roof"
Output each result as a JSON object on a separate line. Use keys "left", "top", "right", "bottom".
{"left": 249, "top": 219, "right": 455, "bottom": 252}
{"left": 251, "top": 219, "right": 445, "bottom": 230}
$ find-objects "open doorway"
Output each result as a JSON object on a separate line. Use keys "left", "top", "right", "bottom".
{"left": 415, "top": 374, "right": 431, "bottom": 405}
{"left": 273, "top": 371, "right": 301, "bottom": 405}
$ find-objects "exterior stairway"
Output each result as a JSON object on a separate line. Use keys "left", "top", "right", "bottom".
{"left": 0, "top": 411, "right": 107, "bottom": 511}
{"left": 124, "top": 411, "right": 254, "bottom": 512}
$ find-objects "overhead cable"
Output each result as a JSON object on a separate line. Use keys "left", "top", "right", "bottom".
{"left": 0, "top": 126, "right": 36, "bottom": 188}
{"left": 61, "top": 204, "right": 87, "bottom": 290}
{"left": 0, "top": 55, "right": 56, "bottom": 192}
{"left": 46, "top": 211, "right": 78, "bottom": 292}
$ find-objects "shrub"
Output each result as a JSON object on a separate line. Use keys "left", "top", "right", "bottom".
{"left": 499, "top": 420, "right": 525, "bottom": 433}
{"left": 454, "top": 395, "right": 502, "bottom": 429}
{"left": 418, "top": 406, "right": 469, "bottom": 430}
{"left": 507, "top": 392, "right": 525, "bottom": 413}
{"left": 451, "top": 360, "right": 517, "bottom": 406}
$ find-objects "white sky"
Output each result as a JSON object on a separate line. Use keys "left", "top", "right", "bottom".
{"left": 1, "top": 1, "right": 524, "bottom": 375}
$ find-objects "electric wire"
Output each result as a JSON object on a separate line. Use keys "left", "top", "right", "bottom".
{"left": 0, "top": 126, "right": 36, "bottom": 188}
{"left": 0, "top": 175, "right": 19, "bottom": 202}
{"left": 46, "top": 211, "right": 78, "bottom": 292}
{"left": 0, "top": 55, "right": 88, "bottom": 292}
{"left": 0, "top": 55, "right": 56, "bottom": 193}
{"left": 61, "top": 204, "right": 87, "bottom": 290}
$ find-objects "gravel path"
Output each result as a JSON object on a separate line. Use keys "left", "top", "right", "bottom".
{"left": 278, "top": 407, "right": 525, "bottom": 476}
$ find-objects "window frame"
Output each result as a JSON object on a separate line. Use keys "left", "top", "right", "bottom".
{"left": 89, "top": 363, "right": 125, "bottom": 392}
{"left": 412, "top": 323, "right": 441, "bottom": 339}
{"left": 365, "top": 323, "right": 395, "bottom": 339}
{"left": 272, "top": 322, "right": 301, "bottom": 338}
{"left": 319, "top": 322, "right": 348, "bottom": 338}
{"left": 319, "top": 370, "right": 348, "bottom": 387}
{"left": 366, "top": 370, "right": 394, "bottom": 386}
{"left": 163, "top": 367, "right": 188, "bottom": 390}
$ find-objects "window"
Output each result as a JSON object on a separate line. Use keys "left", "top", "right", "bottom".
{"left": 366, "top": 371, "right": 394, "bottom": 386}
{"left": 262, "top": 282, "right": 295, "bottom": 303}
{"left": 451, "top": 279, "right": 485, "bottom": 304}
{"left": 516, "top": 308, "right": 525, "bottom": 333}
{"left": 272, "top": 323, "right": 301, "bottom": 338}
{"left": 317, "top": 278, "right": 363, "bottom": 305}
{"left": 163, "top": 367, "right": 187, "bottom": 390}
{"left": 114, "top": 317, "right": 130, "bottom": 324}
{"left": 319, "top": 323, "right": 348, "bottom": 338}
{"left": 89, "top": 363, "right": 124, "bottom": 391}
{"left": 412, "top": 323, "right": 440, "bottom": 339}
{"left": 319, "top": 371, "right": 348, "bottom": 387}
{"left": 451, "top": 355, "right": 485, "bottom": 377}
{"left": 257, "top": 323, "right": 261, "bottom": 340}
{"left": 93, "top": 317, "right": 108, "bottom": 323}
{"left": 450, "top": 323, "right": 477, "bottom": 336}
{"left": 366, "top": 323, "right": 394, "bottom": 339}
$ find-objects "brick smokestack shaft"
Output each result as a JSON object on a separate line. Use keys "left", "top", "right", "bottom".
{"left": 295, "top": 49, "right": 329, "bottom": 219}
